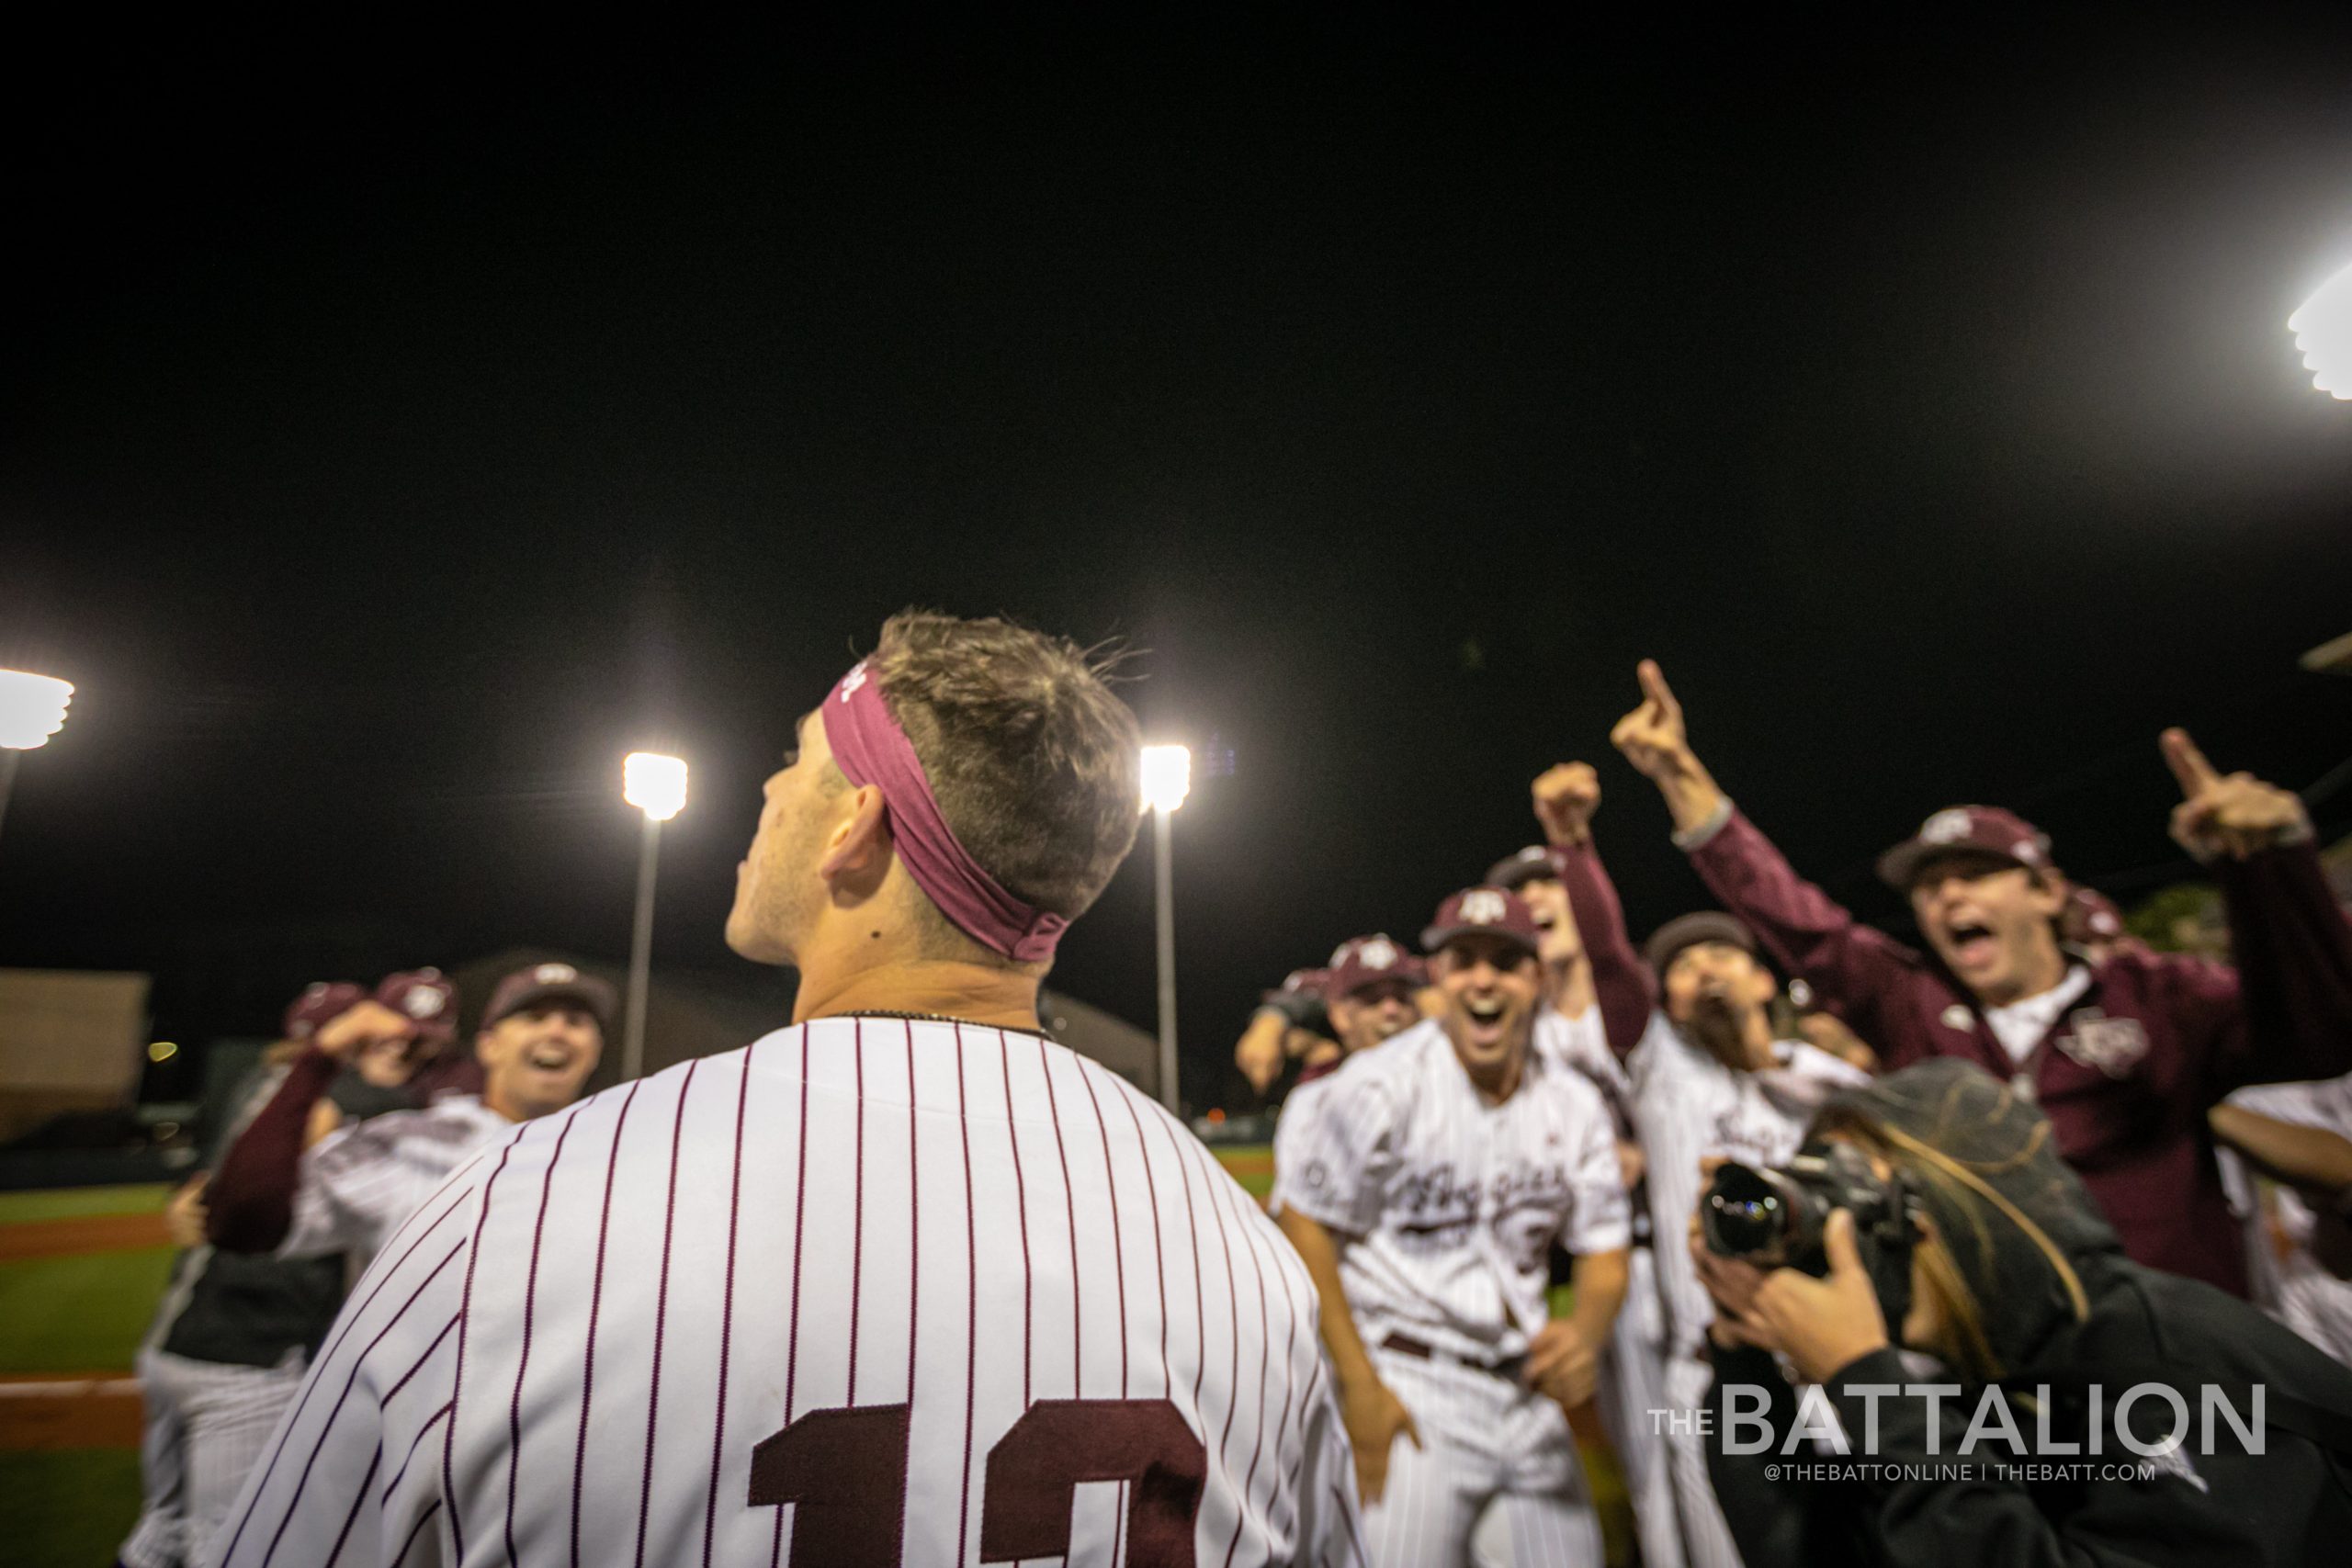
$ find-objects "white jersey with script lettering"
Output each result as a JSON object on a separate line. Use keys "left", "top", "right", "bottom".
{"left": 1273, "top": 1018, "right": 1629, "bottom": 1362}
{"left": 213, "top": 1017, "right": 1365, "bottom": 1567}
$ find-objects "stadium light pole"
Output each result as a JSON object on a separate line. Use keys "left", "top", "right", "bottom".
{"left": 0, "top": 670, "right": 74, "bottom": 860}
{"left": 1140, "top": 744, "right": 1192, "bottom": 1114}
{"left": 620, "top": 752, "right": 687, "bottom": 1082}
{"left": 2289, "top": 260, "right": 2352, "bottom": 400}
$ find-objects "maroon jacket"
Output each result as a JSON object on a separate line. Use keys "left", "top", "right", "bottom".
{"left": 1550, "top": 840, "right": 1657, "bottom": 1060}
{"left": 1683, "top": 807, "right": 2352, "bottom": 1296}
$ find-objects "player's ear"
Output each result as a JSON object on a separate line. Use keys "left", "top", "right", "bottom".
{"left": 818, "top": 784, "right": 891, "bottom": 890}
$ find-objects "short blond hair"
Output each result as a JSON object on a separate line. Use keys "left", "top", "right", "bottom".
{"left": 865, "top": 610, "right": 1142, "bottom": 939}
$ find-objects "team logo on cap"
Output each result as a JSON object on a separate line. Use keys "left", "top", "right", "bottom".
{"left": 533, "top": 963, "right": 578, "bottom": 984}
{"left": 1357, "top": 937, "right": 1400, "bottom": 969}
{"left": 2012, "top": 838, "right": 2045, "bottom": 865}
{"left": 1919, "top": 808, "right": 1973, "bottom": 845}
{"left": 840, "top": 661, "right": 870, "bottom": 699}
{"left": 402, "top": 987, "right": 447, "bottom": 1020}
{"left": 1461, "top": 889, "right": 1509, "bottom": 925}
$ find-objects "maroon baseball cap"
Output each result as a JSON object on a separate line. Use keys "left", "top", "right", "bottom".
{"left": 1322, "top": 935, "right": 1428, "bottom": 1003}
{"left": 1484, "top": 845, "right": 1561, "bottom": 892}
{"left": 1420, "top": 886, "right": 1543, "bottom": 960}
{"left": 482, "top": 962, "right": 617, "bottom": 1032}
{"left": 1875, "top": 806, "right": 2055, "bottom": 890}
{"left": 1644, "top": 911, "right": 1758, "bottom": 976}
{"left": 2060, "top": 885, "right": 2126, "bottom": 947}
{"left": 283, "top": 981, "right": 367, "bottom": 1043}
{"left": 374, "top": 968, "right": 458, "bottom": 1047}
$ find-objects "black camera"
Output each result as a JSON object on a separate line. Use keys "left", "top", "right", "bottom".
{"left": 1702, "top": 1143, "right": 1923, "bottom": 1323}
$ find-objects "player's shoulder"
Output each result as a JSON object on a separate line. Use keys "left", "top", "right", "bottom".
{"left": 1318, "top": 1018, "right": 1441, "bottom": 1100}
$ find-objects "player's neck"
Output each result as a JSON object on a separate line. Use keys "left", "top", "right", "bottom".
{"left": 793, "top": 959, "right": 1045, "bottom": 1032}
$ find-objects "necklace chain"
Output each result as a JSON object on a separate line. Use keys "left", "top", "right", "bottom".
{"left": 846, "top": 1009, "right": 1057, "bottom": 1043}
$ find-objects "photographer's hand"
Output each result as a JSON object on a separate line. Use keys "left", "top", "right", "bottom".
{"left": 1739, "top": 1210, "right": 1893, "bottom": 1383}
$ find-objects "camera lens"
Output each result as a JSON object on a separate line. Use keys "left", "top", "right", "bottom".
{"left": 1703, "top": 1163, "right": 1793, "bottom": 1262}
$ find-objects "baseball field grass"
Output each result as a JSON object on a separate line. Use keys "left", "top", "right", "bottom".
{"left": 0, "top": 1184, "right": 171, "bottom": 1566}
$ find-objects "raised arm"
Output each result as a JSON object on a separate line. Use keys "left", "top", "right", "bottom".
{"left": 1532, "top": 761, "right": 1655, "bottom": 1057}
{"left": 2161, "top": 728, "right": 2352, "bottom": 1094}
{"left": 1611, "top": 660, "right": 1927, "bottom": 1052}
{"left": 206, "top": 1000, "right": 412, "bottom": 1252}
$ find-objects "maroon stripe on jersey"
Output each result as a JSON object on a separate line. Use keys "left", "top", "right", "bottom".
{"left": 702, "top": 1048, "right": 752, "bottom": 1568}
{"left": 266, "top": 1238, "right": 467, "bottom": 1568}
{"left": 392, "top": 1496, "right": 442, "bottom": 1568}
{"left": 1037, "top": 1034, "right": 1081, "bottom": 1393}
{"left": 847, "top": 1019, "right": 866, "bottom": 1405}
{"left": 380, "top": 1314, "right": 459, "bottom": 1408}
{"left": 1074, "top": 1062, "right": 1129, "bottom": 1396}
{"left": 999, "top": 1031, "right": 1034, "bottom": 1407}
{"left": 773, "top": 1029, "right": 811, "bottom": 1568}
{"left": 220, "top": 1187, "right": 472, "bottom": 1564}
{"left": 1262, "top": 1247, "right": 1306, "bottom": 1530}
{"left": 904, "top": 1020, "right": 920, "bottom": 1404}
{"left": 384, "top": 1401, "right": 453, "bottom": 1506}
{"left": 441, "top": 1138, "right": 519, "bottom": 1563}
{"left": 1150, "top": 1100, "right": 1212, "bottom": 1408}
{"left": 952, "top": 1026, "right": 980, "bottom": 1567}
{"left": 506, "top": 1111, "right": 578, "bottom": 1567}
{"left": 1197, "top": 1142, "right": 1244, "bottom": 1483}
{"left": 1218, "top": 1201, "right": 1276, "bottom": 1568}
{"left": 633, "top": 1061, "right": 702, "bottom": 1568}
{"left": 1114, "top": 1090, "right": 1173, "bottom": 1387}
{"left": 572, "top": 1081, "right": 641, "bottom": 1568}
{"left": 321, "top": 1444, "right": 382, "bottom": 1568}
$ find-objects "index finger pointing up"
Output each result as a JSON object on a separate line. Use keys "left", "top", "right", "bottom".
{"left": 1638, "top": 659, "right": 1680, "bottom": 719}
{"left": 2161, "top": 728, "right": 2221, "bottom": 797}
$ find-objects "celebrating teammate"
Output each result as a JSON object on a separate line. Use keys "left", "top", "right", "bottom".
{"left": 1611, "top": 659, "right": 2352, "bottom": 1296}
{"left": 216, "top": 611, "right": 1362, "bottom": 1567}
{"left": 1275, "top": 885, "right": 1630, "bottom": 1567}
{"left": 1495, "top": 768, "right": 1682, "bottom": 1568}
{"left": 1270, "top": 935, "right": 1426, "bottom": 1219}
{"left": 206, "top": 963, "right": 608, "bottom": 1269}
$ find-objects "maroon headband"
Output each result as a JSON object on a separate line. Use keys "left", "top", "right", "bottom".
{"left": 820, "top": 661, "right": 1070, "bottom": 963}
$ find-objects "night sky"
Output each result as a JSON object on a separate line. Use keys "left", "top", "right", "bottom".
{"left": 6, "top": 13, "right": 2349, "bottom": 1107}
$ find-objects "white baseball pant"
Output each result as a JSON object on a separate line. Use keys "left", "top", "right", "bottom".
{"left": 118, "top": 1347, "right": 306, "bottom": 1568}
{"left": 1660, "top": 1355, "right": 1744, "bottom": 1568}
{"left": 1594, "top": 1247, "right": 1682, "bottom": 1568}
{"left": 1360, "top": 1343, "right": 1603, "bottom": 1568}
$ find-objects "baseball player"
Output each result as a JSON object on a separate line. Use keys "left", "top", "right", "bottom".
{"left": 118, "top": 982, "right": 379, "bottom": 1568}
{"left": 1275, "top": 885, "right": 1630, "bottom": 1567}
{"left": 1270, "top": 936, "right": 1427, "bottom": 1219}
{"left": 206, "top": 963, "right": 608, "bottom": 1271}
{"left": 214, "top": 610, "right": 1362, "bottom": 1568}
{"left": 2214, "top": 1074, "right": 2352, "bottom": 1364}
{"left": 1611, "top": 659, "right": 2352, "bottom": 1297}
{"left": 1629, "top": 910, "right": 1868, "bottom": 1568}
{"left": 1494, "top": 765, "right": 1684, "bottom": 1568}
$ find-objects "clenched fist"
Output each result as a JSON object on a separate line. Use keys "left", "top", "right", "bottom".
{"left": 1532, "top": 763, "right": 1601, "bottom": 847}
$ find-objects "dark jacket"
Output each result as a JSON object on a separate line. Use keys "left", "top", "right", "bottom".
{"left": 1686, "top": 808, "right": 2352, "bottom": 1294}
{"left": 1708, "top": 1060, "right": 2352, "bottom": 1567}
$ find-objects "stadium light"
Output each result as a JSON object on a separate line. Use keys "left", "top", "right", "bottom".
{"left": 624, "top": 751, "right": 689, "bottom": 820}
{"left": 1140, "top": 744, "right": 1192, "bottom": 814}
{"left": 620, "top": 751, "right": 689, "bottom": 1081}
{"left": 0, "top": 669, "right": 75, "bottom": 858}
{"left": 2289, "top": 261, "right": 2352, "bottom": 400}
{"left": 1140, "top": 743, "right": 1192, "bottom": 1112}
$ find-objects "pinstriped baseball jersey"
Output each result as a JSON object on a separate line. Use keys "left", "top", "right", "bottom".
{"left": 2225, "top": 1072, "right": 2352, "bottom": 1364}
{"left": 1631, "top": 1017, "right": 1871, "bottom": 1360}
{"left": 214, "top": 1017, "right": 1365, "bottom": 1567}
{"left": 274, "top": 1096, "right": 515, "bottom": 1273}
{"left": 1274, "top": 1018, "right": 1629, "bottom": 1364}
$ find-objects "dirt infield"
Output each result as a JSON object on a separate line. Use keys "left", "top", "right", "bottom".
{"left": 0, "top": 1212, "right": 170, "bottom": 1264}
{"left": 0, "top": 1376, "right": 143, "bottom": 1450}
